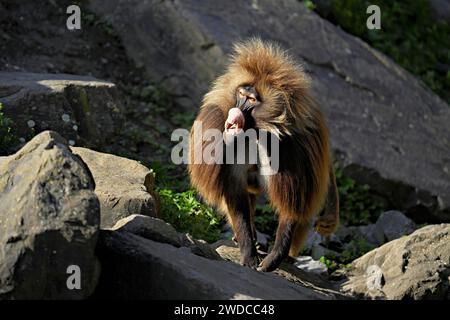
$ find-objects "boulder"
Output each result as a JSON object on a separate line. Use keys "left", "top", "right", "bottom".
{"left": 93, "top": 229, "right": 346, "bottom": 299}
{"left": 336, "top": 212, "right": 416, "bottom": 248}
{"left": 429, "top": 0, "right": 450, "bottom": 22}
{"left": 304, "top": 230, "right": 323, "bottom": 252}
{"left": 112, "top": 214, "right": 180, "bottom": 246}
{"left": 373, "top": 210, "right": 416, "bottom": 243}
{"left": 0, "top": 72, "right": 123, "bottom": 149}
{"left": 179, "top": 233, "right": 222, "bottom": 261}
{"left": 71, "top": 148, "right": 159, "bottom": 228}
{"left": 346, "top": 224, "right": 381, "bottom": 246}
{"left": 112, "top": 214, "right": 221, "bottom": 260}
{"left": 256, "top": 231, "right": 271, "bottom": 251}
{"left": 0, "top": 131, "right": 100, "bottom": 299}
{"left": 341, "top": 224, "right": 450, "bottom": 299}
{"left": 89, "top": 0, "right": 450, "bottom": 223}
{"left": 311, "top": 245, "right": 340, "bottom": 261}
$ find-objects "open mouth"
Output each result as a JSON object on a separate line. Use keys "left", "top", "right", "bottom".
{"left": 224, "top": 107, "right": 245, "bottom": 135}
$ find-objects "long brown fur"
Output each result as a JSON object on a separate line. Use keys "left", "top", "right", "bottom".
{"left": 188, "top": 38, "right": 338, "bottom": 269}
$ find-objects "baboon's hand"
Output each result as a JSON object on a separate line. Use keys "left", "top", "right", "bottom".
{"left": 257, "top": 253, "right": 282, "bottom": 272}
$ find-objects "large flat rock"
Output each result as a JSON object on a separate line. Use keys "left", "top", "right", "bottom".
{"left": 90, "top": 0, "right": 450, "bottom": 222}
{"left": 93, "top": 229, "right": 346, "bottom": 300}
{"left": 71, "top": 147, "right": 160, "bottom": 228}
{"left": 0, "top": 72, "right": 123, "bottom": 149}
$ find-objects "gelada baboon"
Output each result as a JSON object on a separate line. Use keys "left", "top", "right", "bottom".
{"left": 188, "top": 38, "right": 339, "bottom": 272}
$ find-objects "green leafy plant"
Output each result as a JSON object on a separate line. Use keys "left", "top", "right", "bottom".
{"left": 172, "top": 112, "right": 196, "bottom": 129}
{"left": 76, "top": 3, "right": 117, "bottom": 37}
{"left": 316, "top": 0, "right": 450, "bottom": 105}
{"left": 158, "top": 189, "right": 225, "bottom": 243}
{"left": 0, "top": 103, "right": 18, "bottom": 155}
{"left": 339, "top": 238, "right": 375, "bottom": 263}
{"left": 319, "top": 238, "right": 374, "bottom": 273}
{"left": 319, "top": 256, "right": 339, "bottom": 272}
{"left": 320, "top": 256, "right": 353, "bottom": 273}
{"left": 254, "top": 203, "right": 278, "bottom": 237}
{"left": 303, "top": 0, "right": 316, "bottom": 10}
{"left": 335, "top": 168, "right": 385, "bottom": 225}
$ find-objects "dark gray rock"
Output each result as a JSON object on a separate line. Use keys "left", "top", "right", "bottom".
{"left": 256, "top": 231, "right": 271, "bottom": 251}
{"left": 220, "top": 222, "right": 233, "bottom": 240}
{"left": 211, "top": 239, "right": 237, "bottom": 250}
{"left": 112, "top": 214, "right": 221, "bottom": 260}
{"left": 89, "top": 0, "right": 450, "bottom": 223}
{"left": 93, "top": 230, "right": 346, "bottom": 299}
{"left": 341, "top": 224, "right": 450, "bottom": 299}
{"left": 71, "top": 147, "right": 160, "bottom": 228}
{"left": 429, "top": 0, "right": 450, "bottom": 22}
{"left": 111, "top": 214, "right": 180, "bottom": 247}
{"left": 0, "top": 131, "right": 100, "bottom": 299}
{"left": 311, "top": 244, "right": 340, "bottom": 261}
{"left": 304, "top": 230, "right": 323, "bottom": 252}
{"left": 347, "top": 224, "right": 382, "bottom": 246}
{"left": 0, "top": 72, "right": 123, "bottom": 149}
{"left": 338, "top": 212, "right": 416, "bottom": 248}
{"left": 374, "top": 210, "right": 416, "bottom": 243}
{"left": 180, "top": 233, "right": 222, "bottom": 260}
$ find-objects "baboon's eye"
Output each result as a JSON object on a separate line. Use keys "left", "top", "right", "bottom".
{"left": 248, "top": 97, "right": 257, "bottom": 104}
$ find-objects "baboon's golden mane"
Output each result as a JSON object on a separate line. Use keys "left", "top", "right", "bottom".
{"left": 231, "top": 38, "right": 310, "bottom": 94}
{"left": 204, "top": 38, "right": 318, "bottom": 136}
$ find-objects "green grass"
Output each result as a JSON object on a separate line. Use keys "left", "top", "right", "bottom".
{"left": 313, "top": 0, "right": 450, "bottom": 105}
{"left": 158, "top": 188, "right": 225, "bottom": 243}
{"left": 0, "top": 103, "right": 18, "bottom": 156}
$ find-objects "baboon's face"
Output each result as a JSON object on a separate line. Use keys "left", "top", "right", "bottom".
{"left": 224, "top": 85, "right": 260, "bottom": 134}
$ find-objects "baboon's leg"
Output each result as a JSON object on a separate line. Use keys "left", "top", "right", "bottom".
{"left": 224, "top": 192, "right": 259, "bottom": 269}
{"left": 257, "top": 217, "right": 297, "bottom": 272}
{"left": 289, "top": 221, "right": 311, "bottom": 257}
{"left": 315, "top": 166, "right": 339, "bottom": 235}
{"left": 230, "top": 194, "right": 257, "bottom": 244}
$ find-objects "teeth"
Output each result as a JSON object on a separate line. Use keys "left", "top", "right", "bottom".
{"left": 225, "top": 121, "right": 239, "bottom": 130}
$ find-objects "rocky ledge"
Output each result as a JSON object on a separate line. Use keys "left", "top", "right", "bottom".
{"left": 1, "top": 131, "right": 448, "bottom": 300}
